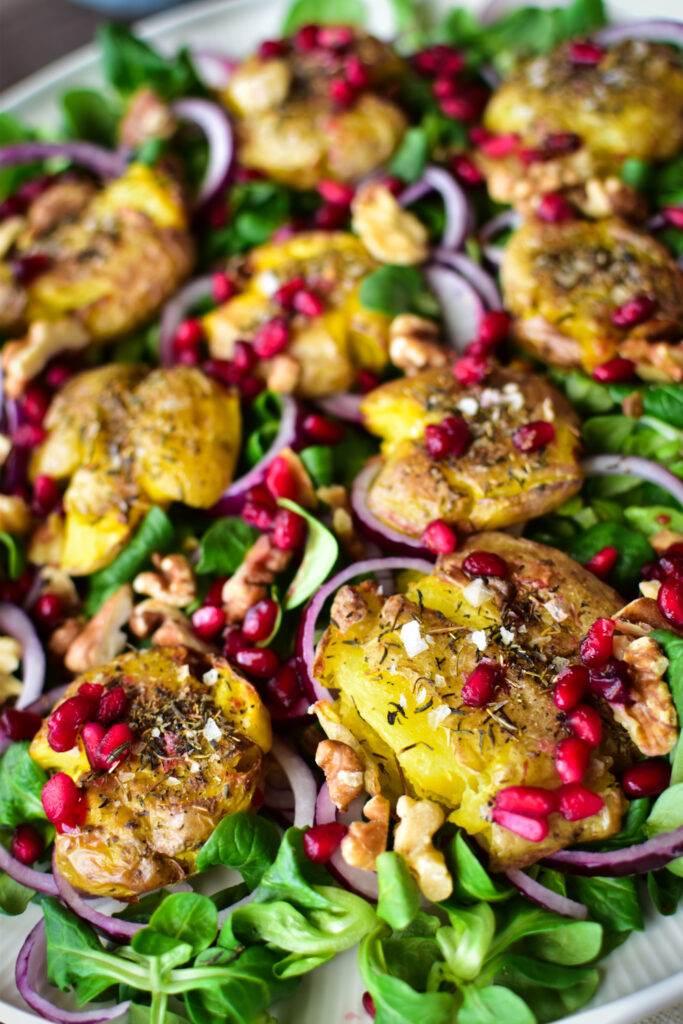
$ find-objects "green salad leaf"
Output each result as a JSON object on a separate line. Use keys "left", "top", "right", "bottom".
{"left": 360, "top": 266, "right": 441, "bottom": 319}
{"left": 196, "top": 813, "right": 281, "bottom": 889}
{"left": 278, "top": 498, "right": 339, "bottom": 610}
{"left": 0, "top": 531, "right": 25, "bottom": 582}
{"left": 568, "top": 522, "right": 653, "bottom": 592}
{"left": 282, "top": 0, "right": 366, "bottom": 34}
{"left": 0, "top": 112, "right": 41, "bottom": 202}
{"left": 376, "top": 852, "right": 421, "bottom": 931}
{"left": 651, "top": 630, "right": 683, "bottom": 785}
{"left": 147, "top": 893, "right": 218, "bottom": 956}
{"left": 61, "top": 89, "right": 118, "bottom": 147}
{"left": 196, "top": 518, "right": 259, "bottom": 576}
{"left": 0, "top": 741, "right": 48, "bottom": 827}
{"left": 98, "top": 23, "right": 203, "bottom": 100}
{"left": 458, "top": 985, "right": 535, "bottom": 1024}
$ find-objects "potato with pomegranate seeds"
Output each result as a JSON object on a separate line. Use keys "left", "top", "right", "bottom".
{"left": 313, "top": 533, "right": 631, "bottom": 871}
{"left": 30, "top": 647, "right": 271, "bottom": 900}
{"left": 502, "top": 218, "right": 683, "bottom": 381}
{"left": 360, "top": 365, "right": 583, "bottom": 538}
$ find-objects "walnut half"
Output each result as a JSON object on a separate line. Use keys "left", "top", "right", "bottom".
{"left": 340, "top": 795, "right": 390, "bottom": 872}
{"left": 393, "top": 795, "right": 453, "bottom": 902}
{"left": 315, "top": 739, "right": 364, "bottom": 812}
{"left": 133, "top": 553, "right": 196, "bottom": 607}
{"left": 65, "top": 585, "right": 134, "bottom": 674}
{"left": 610, "top": 635, "right": 678, "bottom": 757}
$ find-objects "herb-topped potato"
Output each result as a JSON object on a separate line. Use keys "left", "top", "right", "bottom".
{"left": 29, "top": 364, "right": 241, "bottom": 574}
{"left": 502, "top": 217, "right": 683, "bottom": 381}
{"left": 30, "top": 647, "right": 271, "bottom": 899}
{"left": 360, "top": 365, "right": 583, "bottom": 538}
{"left": 0, "top": 163, "right": 195, "bottom": 397}
{"left": 222, "top": 26, "right": 406, "bottom": 187}
{"left": 313, "top": 533, "right": 630, "bottom": 871}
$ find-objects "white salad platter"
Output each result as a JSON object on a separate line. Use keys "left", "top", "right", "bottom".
{"left": 1, "top": 0, "right": 683, "bottom": 1021}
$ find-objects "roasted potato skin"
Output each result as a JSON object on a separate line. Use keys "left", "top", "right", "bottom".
{"left": 361, "top": 366, "right": 583, "bottom": 535}
{"left": 502, "top": 218, "right": 683, "bottom": 381}
{"left": 30, "top": 647, "right": 271, "bottom": 899}
{"left": 314, "top": 533, "right": 628, "bottom": 870}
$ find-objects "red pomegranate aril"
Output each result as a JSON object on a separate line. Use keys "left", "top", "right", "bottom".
{"left": 423, "top": 519, "right": 457, "bottom": 555}
{"left": 441, "top": 414, "right": 470, "bottom": 456}
{"left": 553, "top": 665, "right": 589, "bottom": 711}
{"left": 45, "top": 362, "right": 72, "bottom": 390}
{"left": 0, "top": 707, "right": 42, "bottom": 741}
{"left": 579, "top": 618, "right": 615, "bottom": 667}
{"left": 23, "top": 384, "right": 50, "bottom": 425}
{"left": 440, "top": 89, "right": 487, "bottom": 122}
{"left": 537, "top": 193, "right": 574, "bottom": 223}
{"left": 462, "top": 550, "right": 509, "bottom": 578}
{"left": 317, "top": 180, "right": 355, "bottom": 206}
{"left": 204, "top": 359, "right": 242, "bottom": 386}
{"left": 274, "top": 277, "right": 305, "bottom": 309}
{"left": 545, "top": 132, "right": 583, "bottom": 156}
{"left": 77, "top": 682, "right": 104, "bottom": 719}
{"left": 266, "top": 455, "right": 298, "bottom": 501}
{"left": 272, "top": 507, "right": 306, "bottom": 551}
{"left": 424, "top": 423, "right": 452, "bottom": 460}
{"left": 480, "top": 133, "right": 519, "bottom": 158}
{"left": 303, "top": 413, "right": 346, "bottom": 445}
{"left": 192, "top": 604, "right": 226, "bottom": 640}
{"left": 433, "top": 76, "right": 459, "bottom": 100}
{"left": 330, "top": 78, "right": 356, "bottom": 109}
{"left": 223, "top": 627, "right": 247, "bottom": 660}
{"left": 451, "top": 154, "right": 485, "bottom": 186}
{"left": 82, "top": 722, "right": 107, "bottom": 770}
{"left": 12, "top": 253, "right": 51, "bottom": 285}
{"left": 212, "top": 271, "right": 236, "bottom": 304}
{"left": 461, "top": 661, "right": 502, "bottom": 707}
{"left": 247, "top": 483, "right": 277, "bottom": 510}
{"left": 32, "top": 474, "right": 60, "bottom": 515}
{"left": 232, "top": 340, "right": 257, "bottom": 374}
{"left": 98, "top": 722, "right": 133, "bottom": 771}
{"left": 204, "top": 576, "right": 229, "bottom": 607}
{"left": 314, "top": 203, "right": 349, "bottom": 230}
{"left": 303, "top": 822, "right": 348, "bottom": 863}
{"left": 12, "top": 423, "right": 46, "bottom": 448}
{"left": 96, "top": 685, "right": 128, "bottom": 726}
{"left": 175, "top": 318, "right": 203, "bottom": 350}
{"left": 318, "top": 25, "right": 354, "bottom": 49}
{"left": 240, "top": 375, "right": 265, "bottom": 402}
{"left": 41, "top": 772, "right": 86, "bottom": 828}
{"left": 362, "top": 991, "right": 376, "bottom": 1020}
{"left": 496, "top": 785, "right": 558, "bottom": 818}
{"left": 293, "top": 288, "right": 325, "bottom": 318}
{"left": 243, "top": 598, "right": 279, "bottom": 643}
{"left": 294, "top": 24, "right": 319, "bottom": 51}
{"left": 663, "top": 206, "right": 683, "bottom": 229}
{"left": 34, "top": 593, "right": 63, "bottom": 631}
{"left": 557, "top": 783, "right": 604, "bottom": 821}
{"left": 611, "top": 294, "right": 656, "bottom": 329}
{"left": 258, "top": 38, "right": 287, "bottom": 58}
{"left": 477, "top": 310, "right": 511, "bottom": 349}
{"left": 659, "top": 548, "right": 683, "bottom": 581}
{"left": 622, "top": 758, "right": 671, "bottom": 799}
{"left": 512, "top": 420, "right": 556, "bottom": 454}
{"left": 588, "top": 658, "right": 631, "bottom": 704}
{"left": 491, "top": 807, "right": 549, "bottom": 842}
{"left": 235, "top": 647, "right": 281, "bottom": 679}
{"left": 243, "top": 499, "right": 276, "bottom": 531}
{"left": 0, "top": 194, "right": 27, "bottom": 220}
{"left": 176, "top": 346, "right": 200, "bottom": 366}
{"left": 49, "top": 695, "right": 91, "bottom": 735}
{"left": 568, "top": 40, "right": 604, "bottom": 65}
{"left": 344, "top": 56, "right": 370, "bottom": 90}
{"left": 453, "top": 352, "right": 489, "bottom": 386}
{"left": 555, "top": 737, "right": 592, "bottom": 784}
{"left": 567, "top": 703, "right": 603, "bottom": 748}
{"left": 253, "top": 317, "right": 289, "bottom": 359}
{"left": 356, "top": 369, "right": 380, "bottom": 393}
{"left": 266, "top": 663, "right": 302, "bottom": 712}
{"left": 585, "top": 545, "right": 618, "bottom": 580}
{"left": 658, "top": 577, "right": 683, "bottom": 629}
{"left": 11, "top": 823, "right": 45, "bottom": 866}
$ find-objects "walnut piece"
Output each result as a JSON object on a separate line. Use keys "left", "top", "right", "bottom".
{"left": 393, "top": 795, "right": 453, "bottom": 902}
{"left": 133, "top": 553, "right": 196, "bottom": 607}
{"left": 3, "top": 319, "right": 89, "bottom": 398}
{"left": 0, "top": 216, "right": 26, "bottom": 260}
{"left": 65, "top": 585, "right": 134, "bottom": 674}
{"left": 340, "top": 795, "right": 390, "bottom": 871}
{"left": 221, "top": 533, "right": 291, "bottom": 624}
{"left": 389, "top": 314, "right": 448, "bottom": 374}
{"left": 613, "top": 590, "right": 675, "bottom": 638}
{"left": 264, "top": 353, "right": 300, "bottom": 393}
{"left": 352, "top": 183, "right": 428, "bottom": 266}
{"left": 49, "top": 618, "right": 84, "bottom": 660}
{"left": 610, "top": 636, "right": 677, "bottom": 756}
{"left": 311, "top": 699, "right": 382, "bottom": 797}
{"left": 128, "top": 598, "right": 213, "bottom": 652}
{"left": 315, "top": 739, "right": 364, "bottom": 812}
{"left": 651, "top": 529, "right": 683, "bottom": 555}
{"left": 330, "top": 585, "right": 368, "bottom": 634}
{"left": 119, "top": 89, "right": 177, "bottom": 148}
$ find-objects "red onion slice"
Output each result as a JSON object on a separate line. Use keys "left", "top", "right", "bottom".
{"left": 296, "top": 554, "right": 434, "bottom": 703}
{"left": 594, "top": 20, "right": 683, "bottom": 47}
{"left": 581, "top": 455, "right": 683, "bottom": 508}
{"left": 171, "top": 99, "right": 234, "bottom": 207}
{"left": 400, "top": 166, "right": 470, "bottom": 252}
{"left": 191, "top": 49, "right": 238, "bottom": 89}
{"left": 52, "top": 856, "right": 142, "bottom": 942}
{"left": 315, "top": 784, "right": 379, "bottom": 900}
{"left": 350, "top": 462, "right": 431, "bottom": 556}
{"left": 0, "top": 602, "right": 46, "bottom": 710}
{"left": 433, "top": 249, "right": 502, "bottom": 310}
{"left": 505, "top": 869, "right": 588, "bottom": 920}
{"left": 545, "top": 825, "right": 683, "bottom": 877}
{"left": 16, "top": 921, "right": 130, "bottom": 1023}
{"left": 479, "top": 208, "right": 522, "bottom": 267}
{"left": 0, "top": 841, "right": 58, "bottom": 897}
{"left": 159, "top": 273, "right": 214, "bottom": 365}
{"left": 314, "top": 393, "right": 364, "bottom": 424}
{"left": 270, "top": 737, "right": 317, "bottom": 829}
{"left": 0, "top": 142, "right": 127, "bottom": 180}
{"left": 425, "top": 264, "right": 485, "bottom": 352}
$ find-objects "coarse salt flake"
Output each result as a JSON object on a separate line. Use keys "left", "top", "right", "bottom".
{"left": 457, "top": 396, "right": 479, "bottom": 416}
{"left": 189, "top": 761, "right": 200, "bottom": 773}
{"left": 399, "top": 620, "right": 429, "bottom": 657}
{"left": 256, "top": 270, "right": 280, "bottom": 296}
{"left": 544, "top": 598, "right": 568, "bottom": 622}
{"left": 203, "top": 717, "right": 222, "bottom": 744}
{"left": 415, "top": 687, "right": 428, "bottom": 705}
{"left": 462, "top": 578, "right": 494, "bottom": 608}
{"left": 500, "top": 626, "right": 515, "bottom": 645}
{"left": 428, "top": 705, "right": 452, "bottom": 727}
{"left": 203, "top": 668, "right": 220, "bottom": 686}
{"left": 470, "top": 629, "right": 488, "bottom": 652}
{"left": 176, "top": 665, "right": 190, "bottom": 681}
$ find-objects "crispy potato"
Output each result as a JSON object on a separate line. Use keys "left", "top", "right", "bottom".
{"left": 31, "top": 647, "right": 271, "bottom": 899}
{"left": 313, "top": 533, "right": 629, "bottom": 870}
{"left": 30, "top": 364, "right": 241, "bottom": 574}
{"left": 502, "top": 218, "right": 683, "bottom": 381}
{"left": 361, "top": 366, "right": 582, "bottom": 536}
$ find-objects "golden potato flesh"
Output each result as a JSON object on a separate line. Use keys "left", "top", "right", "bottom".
{"left": 314, "top": 533, "right": 628, "bottom": 870}
{"left": 30, "top": 364, "right": 241, "bottom": 574}
{"left": 502, "top": 218, "right": 683, "bottom": 381}
{"left": 223, "top": 32, "right": 406, "bottom": 187}
{"left": 30, "top": 647, "right": 271, "bottom": 899}
{"left": 203, "top": 231, "right": 391, "bottom": 397}
{"left": 360, "top": 366, "right": 582, "bottom": 536}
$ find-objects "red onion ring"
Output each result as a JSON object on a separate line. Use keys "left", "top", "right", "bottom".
{"left": 315, "top": 783, "right": 379, "bottom": 901}
{"left": 269, "top": 737, "right": 317, "bottom": 829}
{"left": 52, "top": 855, "right": 142, "bottom": 942}
{"left": 400, "top": 166, "right": 470, "bottom": 252}
{"left": 0, "top": 841, "right": 58, "bottom": 897}
{"left": 0, "top": 142, "right": 127, "bottom": 180}
{"left": 433, "top": 249, "right": 502, "bottom": 310}
{"left": 159, "top": 273, "right": 213, "bottom": 365}
{"left": 314, "top": 393, "right": 364, "bottom": 424}
{"left": 190, "top": 49, "right": 238, "bottom": 89}
{"left": 425, "top": 264, "right": 485, "bottom": 352}
{"left": 545, "top": 825, "right": 683, "bottom": 877}
{"left": 350, "top": 462, "right": 431, "bottom": 556}
{"left": 16, "top": 920, "right": 130, "bottom": 1023}
{"left": 296, "top": 554, "right": 434, "bottom": 703}
{"left": 504, "top": 869, "right": 588, "bottom": 920}
{"left": 581, "top": 455, "right": 683, "bottom": 508}
{"left": 479, "top": 208, "right": 522, "bottom": 265}
{"left": 594, "top": 20, "right": 683, "bottom": 47}
{"left": 171, "top": 99, "right": 234, "bottom": 207}
{"left": 0, "top": 602, "right": 46, "bottom": 710}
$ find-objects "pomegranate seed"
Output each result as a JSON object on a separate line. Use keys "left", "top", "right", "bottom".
{"left": 48, "top": 695, "right": 91, "bottom": 749}
{"left": 266, "top": 455, "right": 298, "bottom": 501}
{"left": 0, "top": 707, "right": 42, "bottom": 741}
{"left": 272, "top": 507, "right": 306, "bottom": 550}
{"left": 204, "top": 576, "right": 229, "bottom": 607}
{"left": 223, "top": 627, "right": 247, "bottom": 660}
{"left": 442, "top": 414, "right": 470, "bottom": 455}
{"left": 318, "top": 25, "right": 354, "bottom": 49}
{"left": 41, "top": 772, "right": 86, "bottom": 828}
{"left": 461, "top": 660, "right": 503, "bottom": 707}
{"left": 212, "top": 271, "right": 236, "bottom": 304}
{"left": 23, "top": 383, "right": 50, "bottom": 425}
{"left": 557, "top": 783, "right": 604, "bottom": 821}
{"left": 377, "top": 175, "right": 403, "bottom": 197}
{"left": 204, "top": 359, "right": 242, "bottom": 386}
{"left": 259, "top": 38, "right": 287, "bottom": 58}
{"left": 240, "top": 375, "right": 265, "bottom": 402}
{"left": 274, "top": 277, "right": 306, "bottom": 309}
{"left": 303, "top": 413, "right": 346, "bottom": 445}
{"left": 78, "top": 682, "right": 104, "bottom": 719}
{"left": 546, "top": 132, "right": 583, "bottom": 156}
{"left": 433, "top": 76, "right": 459, "bottom": 100}
{"left": 96, "top": 685, "right": 128, "bottom": 725}
{"left": 423, "top": 519, "right": 457, "bottom": 555}
{"left": 568, "top": 40, "right": 604, "bottom": 65}
{"left": 253, "top": 317, "right": 289, "bottom": 359}
{"left": 567, "top": 703, "right": 603, "bottom": 747}
{"left": 32, "top": 474, "right": 60, "bottom": 515}
{"left": 611, "top": 294, "right": 656, "bottom": 329}
{"left": 12, "top": 423, "right": 46, "bottom": 447}
{"left": 176, "top": 346, "right": 200, "bottom": 366}
{"left": 477, "top": 311, "right": 510, "bottom": 349}
{"left": 82, "top": 722, "right": 106, "bottom": 770}
{"left": 11, "top": 822, "right": 45, "bottom": 866}
{"left": 453, "top": 352, "right": 489, "bottom": 386}
{"left": 266, "top": 663, "right": 302, "bottom": 712}
{"left": 246, "top": 484, "right": 277, "bottom": 509}
{"left": 424, "top": 423, "right": 452, "bottom": 460}
{"left": 641, "top": 558, "right": 665, "bottom": 582}
{"left": 232, "top": 340, "right": 257, "bottom": 374}
{"left": 97, "top": 722, "right": 133, "bottom": 771}
{"left": 34, "top": 593, "right": 63, "bottom": 630}
{"left": 555, "top": 737, "right": 592, "bottom": 784}
{"left": 622, "top": 759, "right": 671, "bottom": 799}
{"left": 362, "top": 991, "right": 376, "bottom": 1020}
{"left": 658, "top": 577, "right": 683, "bottom": 629}
{"left": 663, "top": 206, "right": 683, "bottom": 229}
{"left": 192, "top": 604, "right": 226, "bottom": 640}
{"left": 553, "top": 665, "right": 589, "bottom": 711}
{"left": 303, "top": 822, "right": 347, "bottom": 863}
{"left": 537, "top": 193, "right": 574, "bottom": 223}
{"left": 451, "top": 154, "right": 484, "bottom": 185}
{"left": 294, "top": 24, "right": 319, "bottom": 52}
{"left": 12, "top": 253, "right": 51, "bottom": 285}
{"left": 314, "top": 202, "right": 349, "bottom": 229}
{"left": 0, "top": 194, "right": 28, "bottom": 220}
{"left": 585, "top": 545, "right": 618, "bottom": 581}
{"left": 462, "top": 550, "right": 509, "bottom": 578}
{"left": 330, "top": 78, "right": 356, "bottom": 109}
{"left": 293, "top": 288, "right": 325, "bottom": 318}
{"left": 588, "top": 658, "right": 632, "bottom": 704}
{"left": 496, "top": 785, "right": 557, "bottom": 818}
{"left": 235, "top": 647, "right": 281, "bottom": 679}
{"left": 243, "top": 598, "right": 279, "bottom": 643}
{"left": 480, "top": 133, "right": 519, "bottom": 158}
{"left": 175, "top": 318, "right": 204, "bottom": 350}
{"left": 414, "top": 46, "right": 464, "bottom": 77}
{"left": 19, "top": 175, "right": 54, "bottom": 201}
{"left": 512, "top": 420, "right": 556, "bottom": 454}
{"left": 580, "top": 618, "right": 615, "bottom": 667}
{"left": 491, "top": 807, "right": 549, "bottom": 842}
{"left": 356, "top": 369, "right": 380, "bottom": 393}
{"left": 659, "top": 547, "right": 683, "bottom": 581}
{"left": 243, "top": 499, "right": 276, "bottom": 531}
{"left": 345, "top": 56, "right": 370, "bottom": 89}
{"left": 45, "top": 362, "right": 72, "bottom": 390}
